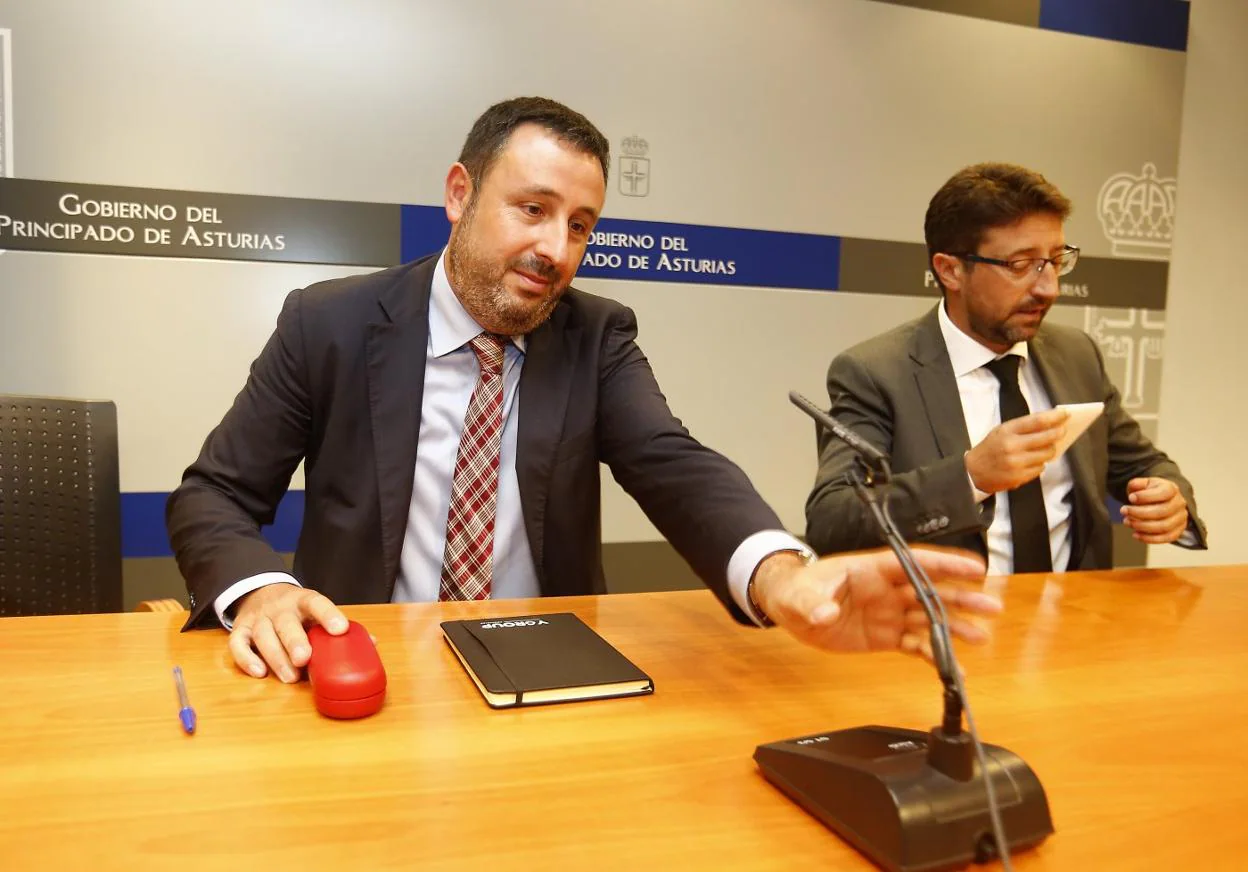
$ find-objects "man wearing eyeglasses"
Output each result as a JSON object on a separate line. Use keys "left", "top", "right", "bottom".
{"left": 804, "top": 162, "right": 1205, "bottom": 574}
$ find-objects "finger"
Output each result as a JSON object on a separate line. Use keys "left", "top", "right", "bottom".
{"left": 769, "top": 558, "right": 852, "bottom": 625}
{"left": 297, "top": 592, "right": 349, "bottom": 635}
{"left": 1123, "top": 500, "right": 1185, "bottom": 522}
{"left": 899, "top": 631, "right": 934, "bottom": 663}
{"left": 1128, "top": 478, "right": 1176, "bottom": 504}
{"left": 769, "top": 577, "right": 844, "bottom": 627}
{"left": 904, "top": 547, "right": 987, "bottom": 583}
{"left": 1007, "top": 409, "right": 1069, "bottom": 434}
{"left": 903, "top": 597, "right": 994, "bottom": 641}
{"left": 805, "top": 588, "right": 844, "bottom": 626}
{"left": 272, "top": 610, "right": 313, "bottom": 669}
{"left": 904, "top": 608, "right": 933, "bottom": 632}
{"left": 931, "top": 583, "right": 1004, "bottom": 616}
{"left": 1011, "top": 429, "right": 1066, "bottom": 453}
{"left": 227, "top": 626, "right": 268, "bottom": 679}
{"left": 1126, "top": 512, "right": 1187, "bottom": 537}
{"left": 945, "top": 615, "right": 991, "bottom": 644}
{"left": 1134, "top": 529, "right": 1185, "bottom": 544}
{"left": 1126, "top": 477, "right": 1153, "bottom": 495}
{"left": 252, "top": 618, "right": 299, "bottom": 683}
{"left": 1002, "top": 451, "right": 1057, "bottom": 478}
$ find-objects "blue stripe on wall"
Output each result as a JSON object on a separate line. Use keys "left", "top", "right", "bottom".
{"left": 124, "top": 489, "right": 1133, "bottom": 560}
{"left": 122, "top": 491, "right": 304, "bottom": 558}
{"left": 399, "top": 206, "right": 842, "bottom": 292}
{"left": 576, "top": 217, "right": 840, "bottom": 292}
{"left": 399, "top": 203, "right": 452, "bottom": 262}
{"left": 1039, "top": 0, "right": 1189, "bottom": 51}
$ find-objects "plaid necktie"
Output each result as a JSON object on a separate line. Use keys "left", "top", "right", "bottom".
{"left": 985, "top": 354, "right": 1053, "bottom": 573}
{"left": 439, "top": 333, "right": 507, "bottom": 601}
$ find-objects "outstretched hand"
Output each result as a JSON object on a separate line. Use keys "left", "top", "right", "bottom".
{"left": 752, "top": 547, "right": 999, "bottom": 660}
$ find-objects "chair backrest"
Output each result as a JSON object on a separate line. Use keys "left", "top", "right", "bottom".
{"left": 0, "top": 396, "right": 123, "bottom": 615}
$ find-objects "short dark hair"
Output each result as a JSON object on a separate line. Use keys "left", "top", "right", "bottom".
{"left": 925, "top": 162, "right": 1072, "bottom": 290}
{"left": 457, "top": 96, "right": 610, "bottom": 190}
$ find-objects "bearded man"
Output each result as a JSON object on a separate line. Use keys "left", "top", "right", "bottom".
{"left": 169, "top": 98, "right": 999, "bottom": 680}
{"left": 804, "top": 162, "right": 1206, "bottom": 576}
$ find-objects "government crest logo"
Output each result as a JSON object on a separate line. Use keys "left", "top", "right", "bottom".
{"left": 1084, "top": 307, "right": 1164, "bottom": 436}
{"left": 619, "top": 135, "right": 649, "bottom": 198}
{"left": 1096, "top": 163, "right": 1176, "bottom": 261}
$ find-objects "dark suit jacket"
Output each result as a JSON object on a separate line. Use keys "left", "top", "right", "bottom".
{"left": 168, "top": 254, "right": 781, "bottom": 628}
{"left": 805, "top": 306, "right": 1206, "bottom": 568}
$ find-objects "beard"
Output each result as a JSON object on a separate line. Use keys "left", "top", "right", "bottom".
{"left": 445, "top": 208, "right": 569, "bottom": 336}
{"left": 969, "top": 298, "right": 1052, "bottom": 348}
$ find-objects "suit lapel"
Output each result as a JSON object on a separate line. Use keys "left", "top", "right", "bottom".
{"left": 366, "top": 259, "right": 435, "bottom": 591}
{"left": 910, "top": 307, "right": 973, "bottom": 459}
{"left": 1029, "top": 329, "right": 1096, "bottom": 567}
{"left": 910, "top": 306, "right": 987, "bottom": 556}
{"left": 515, "top": 304, "right": 581, "bottom": 585}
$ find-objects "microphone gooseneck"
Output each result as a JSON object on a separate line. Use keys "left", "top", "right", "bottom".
{"left": 787, "top": 389, "right": 1015, "bottom": 871}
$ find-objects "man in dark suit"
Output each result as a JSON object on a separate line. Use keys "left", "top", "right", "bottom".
{"left": 806, "top": 163, "right": 1206, "bottom": 574}
{"left": 169, "top": 97, "right": 999, "bottom": 683}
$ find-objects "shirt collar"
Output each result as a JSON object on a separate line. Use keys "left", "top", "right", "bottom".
{"left": 937, "top": 300, "right": 1028, "bottom": 377}
{"left": 428, "top": 248, "right": 526, "bottom": 358}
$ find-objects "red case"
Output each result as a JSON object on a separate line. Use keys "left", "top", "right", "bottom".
{"left": 306, "top": 621, "right": 387, "bottom": 719}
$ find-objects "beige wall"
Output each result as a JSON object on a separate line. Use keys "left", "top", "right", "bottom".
{"left": 1153, "top": 0, "right": 1248, "bottom": 567}
{"left": 0, "top": 1, "right": 1210, "bottom": 560}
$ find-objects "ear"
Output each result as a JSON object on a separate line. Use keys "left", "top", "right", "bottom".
{"left": 931, "top": 252, "right": 964, "bottom": 294}
{"left": 445, "top": 163, "right": 474, "bottom": 226}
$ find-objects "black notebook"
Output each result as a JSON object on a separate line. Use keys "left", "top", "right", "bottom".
{"left": 441, "top": 612, "right": 655, "bottom": 708}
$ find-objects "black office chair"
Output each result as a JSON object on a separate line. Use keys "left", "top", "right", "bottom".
{"left": 0, "top": 396, "right": 123, "bottom": 615}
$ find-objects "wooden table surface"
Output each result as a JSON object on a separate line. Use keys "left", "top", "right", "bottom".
{"left": 1, "top": 565, "right": 1245, "bottom": 870}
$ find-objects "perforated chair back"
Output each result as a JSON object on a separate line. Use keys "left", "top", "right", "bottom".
{"left": 0, "top": 396, "right": 123, "bottom": 615}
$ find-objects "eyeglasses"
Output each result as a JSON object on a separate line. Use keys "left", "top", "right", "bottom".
{"left": 956, "top": 245, "right": 1080, "bottom": 280}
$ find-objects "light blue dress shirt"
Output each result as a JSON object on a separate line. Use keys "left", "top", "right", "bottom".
{"left": 391, "top": 251, "right": 539, "bottom": 601}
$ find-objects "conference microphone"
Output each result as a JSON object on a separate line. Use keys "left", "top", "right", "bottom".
{"left": 788, "top": 390, "right": 891, "bottom": 482}
{"left": 753, "top": 391, "right": 1054, "bottom": 872}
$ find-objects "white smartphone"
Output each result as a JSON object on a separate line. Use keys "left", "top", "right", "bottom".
{"left": 1052, "top": 401, "right": 1105, "bottom": 458}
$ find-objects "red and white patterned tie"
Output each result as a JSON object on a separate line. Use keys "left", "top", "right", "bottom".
{"left": 440, "top": 333, "right": 507, "bottom": 601}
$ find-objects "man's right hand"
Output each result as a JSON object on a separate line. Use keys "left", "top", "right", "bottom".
{"left": 227, "top": 583, "right": 349, "bottom": 683}
{"left": 965, "top": 408, "right": 1069, "bottom": 495}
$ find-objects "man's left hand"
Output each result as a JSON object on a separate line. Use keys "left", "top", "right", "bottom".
{"left": 1122, "top": 477, "right": 1189, "bottom": 544}
{"left": 751, "top": 547, "right": 999, "bottom": 661}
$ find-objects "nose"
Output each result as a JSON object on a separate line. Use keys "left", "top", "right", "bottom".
{"left": 533, "top": 219, "right": 570, "bottom": 273}
{"left": 1031, "top": 260, "right": 1060, "bottom": 300}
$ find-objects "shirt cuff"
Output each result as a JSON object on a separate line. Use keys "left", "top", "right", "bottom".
{"left": 964, "top": 454, "right": 991, "bottom": 503}
{"left": 727, "top": 529, "right": 810, "bottom": 627}
{"left": 213, "top": 573, "right": 301, "bottom": 629}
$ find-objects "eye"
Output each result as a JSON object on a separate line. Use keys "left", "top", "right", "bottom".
{"left": 1006, "top": 258, "right": 1038, "bottom": 277}
{"left": 570, "top": 220, "right": 588, "bottom": 236}
{"left": 521, "top": 203, "right": 543, "bottom": 218}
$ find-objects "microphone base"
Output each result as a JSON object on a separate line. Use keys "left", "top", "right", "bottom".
{"left": 754, "top": 725, "right": 1053, "bottom": 872}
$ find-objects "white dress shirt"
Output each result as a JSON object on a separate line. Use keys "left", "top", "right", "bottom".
{"left": 214, "top": 251, "right": 802, "bottom": 625}
{"left": 937, "top": 303, "right": 1075, "bottom": 575}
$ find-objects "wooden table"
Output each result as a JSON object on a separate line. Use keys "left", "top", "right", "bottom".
{"left": 1, "top": 565, "right": 1246, "bottom": 870}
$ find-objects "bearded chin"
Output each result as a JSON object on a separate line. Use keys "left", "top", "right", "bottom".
{"left": 446, "top": 229, "right": 566, "bottom": 336}
{"left": 488, "top": 281, "right": 564, "bottom": 335}
{"left": 969, "top": 308, "right": 1042, "bottom": 349}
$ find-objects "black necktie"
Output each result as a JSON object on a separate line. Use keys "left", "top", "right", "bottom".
{"left": 984, "top": 354, "right": 1053, "bottom": 573}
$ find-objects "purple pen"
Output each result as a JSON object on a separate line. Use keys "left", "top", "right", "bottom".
{"left": 172, "top": 666, "right": 197, "bottom": 735}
